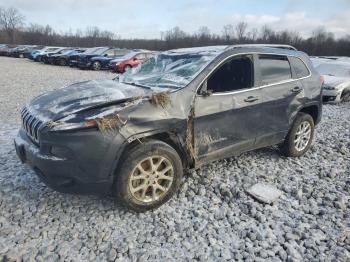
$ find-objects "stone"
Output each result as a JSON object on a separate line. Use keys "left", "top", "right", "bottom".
{"left": 246, "top": 183, "right": 283, "bottom": 204}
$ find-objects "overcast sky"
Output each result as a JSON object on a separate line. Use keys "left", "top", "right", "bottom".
{"left": 0, "top": 0, "right": 349, "bottom": 39}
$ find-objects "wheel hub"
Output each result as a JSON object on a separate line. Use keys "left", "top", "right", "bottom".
{"left": 294, "top": 121, "right": 311, "bottom": 151}
{"left": 128, "top": 156, "right": 174, "bottom": 203}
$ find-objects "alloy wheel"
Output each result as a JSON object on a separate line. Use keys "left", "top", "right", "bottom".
{"left": 294, "top": 121, "right": 311, "bottom": 151}
{"left": 128, "top": 156, "right": 174, "bottom": 203}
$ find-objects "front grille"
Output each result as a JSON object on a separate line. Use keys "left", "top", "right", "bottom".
{"left": 20, "top": 107, "right": 43, "bottom": 144}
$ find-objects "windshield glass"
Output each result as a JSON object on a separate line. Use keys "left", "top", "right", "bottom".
{"left": 120, "top": 51, "right": 219, "bottom": 89}
{"left": 84, "top": 47, "right": 107, "bottom": 55}
{"left": 317, "top": 64, "right": 350, "bottom": 77}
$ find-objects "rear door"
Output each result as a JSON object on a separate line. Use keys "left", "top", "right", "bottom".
{"left": 255, "top": 54, "right": 305, "bottom": 147}
{"left": 193, "top": 54, "right": 264, "bottom": 164}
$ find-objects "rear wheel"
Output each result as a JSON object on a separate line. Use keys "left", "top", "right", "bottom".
{"left": 92, "top": 61, "right": 102, "bottom": 70}
{"left": 19, "top": 53, "right": 24, "bottom": 58}
{"left": 280, "top": 112, "right": 314, "bottom": 157}
{"left": 341, "top": 88, "right": 350, "bottom": 102}
{"left": 59, "top": 58, "right": 67, "bottom": 66}
{"left": 115, "top": 140, "right": 183, "bottom": 212}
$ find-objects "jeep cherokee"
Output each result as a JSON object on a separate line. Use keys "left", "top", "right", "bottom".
{"left": 14, "top": 45, "right": 323, "bottom": 212}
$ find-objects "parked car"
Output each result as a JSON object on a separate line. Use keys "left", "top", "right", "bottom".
{"left": 48, "top": 48, "right": 86, "bottom": 66}
{"left": 89, "top": 49, "right": 135, "bottom": 70}
{"left": 10, "top": 45, "right": 39, "bottom": 58}
{"left": 316, "top": 62, "right": 350, "bottom": 102}
{"left": 68, "top": 47, "right": 109, "bottom": 67}
{"left": 29, "top": 47, "right": 46, "bottom": 60}
{"left": 14, "top": 45, "right": 322, "bottom": 212}
{"left": 110, "top": 51, "right": 155, "bottom": 73}
{"left": 20, "top": 45, "right": 45, "bottom": 58}
{"left": 33, "top": 47, "right": 62, "bottom": 62}
{"left": 0, "top": 45, "right": 11, "bottom": 56}
{"left": 41, "top": 48, "right": 73, "bottom": 64}
{"left": 77, "top": 47, "right": 124, "bottom": 69}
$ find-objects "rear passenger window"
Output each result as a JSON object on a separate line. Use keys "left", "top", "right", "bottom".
{"left": 259, "top": 55, "right": 291, "bottom": 85}
{"left": 289, "top": 57, "right": 310, "bottom": 78}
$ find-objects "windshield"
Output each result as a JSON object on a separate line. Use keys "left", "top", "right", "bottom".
{"left": 317, "top": 64, "right": 350, "bottom": 78}
{"left": 120, "top": 52, "right": 218, "bottom": 89}
{"left": 61, "top": 49, "right": 74, "bottom": 55}
{"left": 83, "top": 47, "right": 107, "bottom": 55}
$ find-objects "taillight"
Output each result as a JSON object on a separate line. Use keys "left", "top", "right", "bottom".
{"left": 320, "top": 75, "right": 325, "bottom": 85}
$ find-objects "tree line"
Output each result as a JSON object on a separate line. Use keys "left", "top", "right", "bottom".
{"left": 1, "top": 6, "right": 350, "bottom": 56}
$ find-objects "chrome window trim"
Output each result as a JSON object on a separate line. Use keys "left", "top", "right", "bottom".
{"left": 196, "top": 52, "right": 312, "bottom": 97}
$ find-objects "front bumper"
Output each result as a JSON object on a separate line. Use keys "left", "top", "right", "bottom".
{"left": 14, "top": 128, "right": 126, "bottom": 195}
{"left": 322, "top": 89, "right": 341, "bottom": 102}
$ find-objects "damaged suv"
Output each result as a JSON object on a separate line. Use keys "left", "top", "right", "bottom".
{"left": 15, "top": 45, "right": 323, "bottom": 212}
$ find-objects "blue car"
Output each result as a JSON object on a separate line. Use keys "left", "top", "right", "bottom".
{"left": 77, "top": 47, "right": 136, "bottom": 70}
{"left": 47, "top": 48, "right": 86, "bottom": 66}
{"left": 89, "top": 49, "right": 135, "bottom": 70}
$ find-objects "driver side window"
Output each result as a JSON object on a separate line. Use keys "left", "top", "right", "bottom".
{"left": 206, "top": 55, "right": 254, "bottom": 93}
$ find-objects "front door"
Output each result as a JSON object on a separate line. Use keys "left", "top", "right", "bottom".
{"left": 193, "top": 54, "right": 263, "bottom": 164}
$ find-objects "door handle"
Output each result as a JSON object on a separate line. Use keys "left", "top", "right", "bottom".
{"left": 291, "top": 86, "right": 302, "bottom": 93}
{"left": 244, "top": 96, "right": 259, "bottom": 103}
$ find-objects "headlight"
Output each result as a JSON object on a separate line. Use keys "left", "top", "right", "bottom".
{"left": 48, "top": 118, "right": 97, "bottom": 131}
{"left": 47, "top": 106, "right": 124, "bottom": 132}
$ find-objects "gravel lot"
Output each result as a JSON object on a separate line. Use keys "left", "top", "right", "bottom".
{"left": 0, "top": 57, "right": 349, "bottom": 261}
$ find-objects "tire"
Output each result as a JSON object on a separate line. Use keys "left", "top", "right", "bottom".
{"left": 59, "top": 58, "right": 67, "bottom": 66}
{"left": 341, "top": 89, "right": 350, "bottom": 102}
{"left": 124, "top": 64, "right": 132, "bottom": 72}
{"left": 115, "top": 140, "right": 183, "bottom": 212}
{"left": 280, "top": 112, "right": 314, "bottom": 157}
{"left": 19, "top": 54, "right": 24, "bottom": 58}
{"left": 92, "top": 61, "right": 102, "bottom": 70}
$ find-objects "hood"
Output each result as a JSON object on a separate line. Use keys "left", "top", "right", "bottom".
{"left": 27, "top": 79, "right": 152, "bottom": 121}
{"left": 78, "top": 54, "right": 97, "bottom": 59}
{"left": 110, "top": 58, "right": 126, "bottom": 64}
{"left": 91, "top": 56, "right": 111, "bottom": 62}
{"left": 323, "top": 75, "right": 350, "bottom": 88}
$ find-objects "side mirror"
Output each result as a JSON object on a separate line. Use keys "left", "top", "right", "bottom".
{"left": 104, "top": 54, "right": 108, "bottom": 57}
{"left": 200, "top": 89, "right": 213, "bottom": 97}
{"left": 199, "top": 81, "right": 212, "bottom": 97}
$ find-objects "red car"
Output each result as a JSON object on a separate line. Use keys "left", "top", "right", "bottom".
{"left": 110, "top": 51, "right": 154, "bottom": 73}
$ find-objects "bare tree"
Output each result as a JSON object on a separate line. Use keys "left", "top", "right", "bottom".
{"left": 222, "top": 24, "right": 234, "bottom": 42}
{"left": 0, "top": 7, "right": 24, "bottom": 43}
{"left": 235, "top": 21, "right": 248, "bottom": 42}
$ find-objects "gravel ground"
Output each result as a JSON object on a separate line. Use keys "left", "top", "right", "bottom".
{"left": 0, "top": 57, "right": 349, "bottom": 261}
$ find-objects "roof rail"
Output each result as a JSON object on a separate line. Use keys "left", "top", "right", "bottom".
{"left": 229, "top": 44, "right": 297, "bottom": 51}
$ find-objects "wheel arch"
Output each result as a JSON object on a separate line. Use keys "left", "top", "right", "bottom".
{"left": 112, "top": 131, "right": 190, "bottom": 180}
{"left": 299, "top": 105, "right": 319, "bottom": 124}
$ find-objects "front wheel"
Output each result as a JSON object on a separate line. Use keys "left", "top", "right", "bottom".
{"left": 280, "top": 112, "right": 314, "bottom": 157}
{"left": 115, "top": 140, "right": 183, "bottom": 212}
{"left": 92, "top": 61, "right": 102, "bottom": 70}
{"left": 59, "top": 58, "right": 67, "bottom": 66}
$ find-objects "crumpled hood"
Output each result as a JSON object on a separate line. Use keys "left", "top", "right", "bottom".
{"left": 27, "top": 79, "right": 152, "bottom": 121}
{"left": 324, "top": 75, "right": 350, "bottom": 88}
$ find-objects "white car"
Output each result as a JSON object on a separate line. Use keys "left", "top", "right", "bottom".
{"left": 315, "top": 62, "right": 350, "bottom": 102}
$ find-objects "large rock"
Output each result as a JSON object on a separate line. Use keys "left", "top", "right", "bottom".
{"left": 246, "top": 183, "right": 282, "bottom": 204}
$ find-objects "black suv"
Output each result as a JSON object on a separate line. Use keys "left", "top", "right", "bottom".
{"left": 14, "top": 45, "right": 323, "bottom": 212}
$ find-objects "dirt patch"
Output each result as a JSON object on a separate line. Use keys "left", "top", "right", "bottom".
{"left": 185, "top": 108, "right": 196, "bottom": 159}
{"left": 46, "top": 120, "right": 62, "bottom": 129}
{"left": 96, "top": 114, "right": 127, "bottom": 135}
{"left": 150, "top": 92, "right": 171, "bottom": 108}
